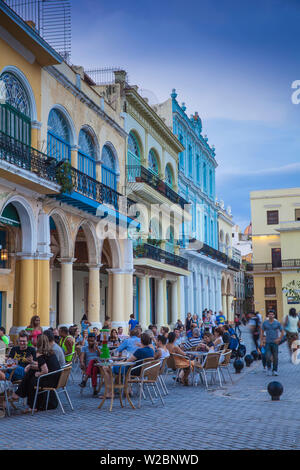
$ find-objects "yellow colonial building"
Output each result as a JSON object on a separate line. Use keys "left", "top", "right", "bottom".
{"left": 250, "top": 187, "right": 300, "bottom": 320}
{"left": 0, "top": 2, "right": 136, "bottom": 334}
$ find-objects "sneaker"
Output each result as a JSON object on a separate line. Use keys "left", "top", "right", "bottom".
{"left": 79, "top": 380, "right": 87, "bottom": 388}
{"left": 272, "top": 371, "right": 278, "bottom": 376}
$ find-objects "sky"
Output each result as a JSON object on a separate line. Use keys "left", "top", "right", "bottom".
{"left": 69, "top": 0, "right": 300, "bottom": 230}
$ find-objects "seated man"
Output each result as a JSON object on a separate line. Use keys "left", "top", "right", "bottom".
{"left": 114, "top": 328, "right": 141, "bottom": 357}
{"left": 173, "top": 328, "right": 183, "bottom": 346}
{"left": 182, "top": 327, "right": 202, "bottom": 351}
{"left": 44, "top": 329, "right": 66, "bottom": 368}
{"left": 6, "top": 331, "right": 36, "bottom": 381}
{"left": 79, "top": 333, "right": 101, "bottom": 396}
{"left": 198, "top": 333, "right": 215, "bottom": 352}
{"left": 117, "top": 326, "right": 127, "bottom": 342}
{"left": 100, "top": 333, "right": 154, "bottom": 399}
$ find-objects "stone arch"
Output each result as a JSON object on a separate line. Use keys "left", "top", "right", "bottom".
{"left": 1, "top": 195, "right": 36, "bottom": 253}
{"left": 48, "top": 209, "right": 72, "bottom": 258}
{"left": 0, "top": 65, "right": 37, "bottom": 121}
{"left": 100, "top": 237, "right": 122, "bottom": 269}
{"left": 73, "top": 220, "right": 99, "bottom": 264}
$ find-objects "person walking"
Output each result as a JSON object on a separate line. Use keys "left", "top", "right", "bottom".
{"left": 234, "top": 314, "right": 242, "bottom": 339}
{"left": 283, "top": 307, "right": 300, "bottom": 358}
{"left": 260, "top": 310, "right": 284, "bottom": 376}
{"left": 249, "top": 312, "right": 261, "bottom": 351}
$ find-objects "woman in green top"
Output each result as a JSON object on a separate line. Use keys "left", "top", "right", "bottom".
{"left": 0, "top": 327, "right": 9, "bottom": 346}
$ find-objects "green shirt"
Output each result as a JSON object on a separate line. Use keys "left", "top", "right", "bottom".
{"left": 0, "top": 335, "right": 9, "bottom": 345}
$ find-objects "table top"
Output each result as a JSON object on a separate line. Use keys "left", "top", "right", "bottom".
{"left": 95, "top": 361, "right": 136, "bottom": 367}
{"left": 185, "top": 351, "right": 208, "bottom": 356}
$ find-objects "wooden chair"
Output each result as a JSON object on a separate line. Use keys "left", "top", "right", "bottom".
{"left": 219, "top": 350, "right": 233, "bottom": 384}
{"left": 32, "top": 366, "right": 74, "bottom": 415}
{"left": 158, "top": 357, "right": 169, "bottom": 396}
{"left": 193, "top": 352, "right": 222, "bottom": 389}
{"left": 168, "top": 353, "right": 192, "bottom": 386}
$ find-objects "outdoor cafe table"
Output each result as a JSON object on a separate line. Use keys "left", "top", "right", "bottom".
{"left": 0, "top": 363, "right": 17, "bottom": 416}
{"left": 185, "top": 351, "right": 208, "bottom": 386}
{"left": 95, "top": 360, "right": 136, "bottom": 411}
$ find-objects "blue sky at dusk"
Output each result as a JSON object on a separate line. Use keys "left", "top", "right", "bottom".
{"left": 70, "top": 0, "right": 300, "bottom": 229}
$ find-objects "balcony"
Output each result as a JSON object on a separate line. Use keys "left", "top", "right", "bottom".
{"left": 265, "top": 287, "right": 276, "bottom": 296}
{"left": 281, "top": 259, "right": 300, "bottom": 268}
{"left": 0, "top": 130, "right": 59, "bottom": 193}
{"left": 126, "top": 165, "right": 188, "bottom": 209}
{"left": 134, "top": 242, "right": 188, "bottom": 270}
{"left": 196, "top": 242, "right": 241, "bottom": 270}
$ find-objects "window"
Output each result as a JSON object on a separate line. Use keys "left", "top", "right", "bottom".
{"left": 148, "top": 149, "right": 159, "bottom": 175}
{"left": 295, "top": 209, "right": 300, "bottom": 221}
{"left": 0, "top": 72, "right": 31, "bottom": 145}
{"left": 165, "top": 164, "right": 173, "bottom": 188}
{"left": 267, "top": 210, "right": 279, "bottom": 225}
{"left": 179, "top": 135, "right": 184, "bottom": 169}
{"left": 265, "top": 300, "right": 277, "bottom": 317}
{"left": 47, "top": 109, "right": 71, "bottom": 162}
{"left": 209, "top": 169, "right": 213, "bottom": 196}
{"left": 101, "top": 145, "right": 117, "bottom": 190}
{"left": 203, "top": 162, "right": 207, "bottom": 191}
{"left": 78, "top": 129, "right": 96, "bottom": 178}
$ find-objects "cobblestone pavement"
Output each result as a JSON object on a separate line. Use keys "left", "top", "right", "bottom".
{"left": 1, "top": 327, "right": 300, "bottom": 450}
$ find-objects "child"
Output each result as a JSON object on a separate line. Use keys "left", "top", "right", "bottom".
{"left": 260, "top": 336, "right": 267, "bottom": 370}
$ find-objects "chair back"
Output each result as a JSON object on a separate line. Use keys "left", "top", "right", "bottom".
{"left": 170, "top": 352, "right": 190, "bottom": 369}
{"left": 143, "top": 360, "right": 161, "bottom": 381}
{"left": 221, "top": 350, "right": 232, "bottom": 366}
{"left": 203, "top": 352, "right": 221, "bottom": 370}
{"left": 166, "top": 354, "right": 176, "bottom": 370}
{"left": 159, "top": 356, "right": 169, "bottom": 375}
{"left": 56, "top": 366, "right": 72, "bottom": 389}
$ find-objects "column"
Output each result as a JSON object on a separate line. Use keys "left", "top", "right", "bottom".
{"left": 17, "top": 254, "right": 35, "bottom": 328}
{"left": 187, "top": 273, "right": 194, "bottom": 315}
{"left": 156, "top": 278, "right": 165, "bottom": 328}
{"left": 36, "top": 256, "right": 51, "bottom": 327}
{"left": 216, "top": 274, "right": 222, "bottom": 313}
{"left": 222, "top": 294, "right": 227, "bottom": 318}
{"left": 171, "top": 279, "right": 178, "bottom": 327}
{"left": 179, "top": 276, "right": 185, "bottom": 323}
{"left": 138, "top": 276, "right": 147, "bottom": 330}
{"left": 197, "top": 273, "right": 202, "bottom": 317}
{"left": 87, "top": 264, "right": 101, "bottom": 328}
{"left": 71, "top": 145, "right": 78, "bottom": 169}
{"left": 58, "top": 258, "right": 76, "bottom": 327}
{"left": 107, "top": 269, "right": 133, "bottom": 329}
{"left": 31, "top": 121, "right": 42, "bottom": 149}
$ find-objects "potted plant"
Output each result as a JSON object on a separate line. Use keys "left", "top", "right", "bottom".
{"left": 56, "top": 160, "right": 73, "bottom": 194}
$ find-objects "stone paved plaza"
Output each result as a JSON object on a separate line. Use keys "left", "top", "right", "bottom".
{"left": 2, "top": 327, "right": 300, "bottom": 450}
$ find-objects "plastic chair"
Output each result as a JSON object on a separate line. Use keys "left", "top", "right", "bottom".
{"left": 193, "top": 352, "right": 222, "bottom": 389}
{"left": 219, "top": 350, "right": 233, "bottom": 384}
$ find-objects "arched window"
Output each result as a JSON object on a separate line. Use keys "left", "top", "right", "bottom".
{"left": 127, "top": 132, "right": 140, "bottom": 181}
{"left": 209, "top": 169, "right": 213, "bottom": 196}
{"left": 149, "top": 218, "right": 160, "bottom": 241}
{"left": 165, "top": 164, "right": 173, "bottom": 188}
{"left": 101, "top": 145, "right": 117, "bottom": 190}
{"left": 47, "top": 109, "right": 71, "bottom": 162}
{"left": 0, "top": 72, "right": 31, "bottom": 145}
{"left": 179, "top": 134, "right": 184, "bottom": 169}
{"left": 148, "top": 149, "right": 158, "bottom": 175}
{"left": 78, "top": 129, "right": 96, "bottom": 178}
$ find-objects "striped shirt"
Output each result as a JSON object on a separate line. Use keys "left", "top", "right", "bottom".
{"left": 182, "top": 336, "right": 202, "bottom": 351}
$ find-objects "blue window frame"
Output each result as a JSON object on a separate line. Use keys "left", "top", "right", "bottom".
{"left": 127, "top": 132, "right": 140, "bottom": 181}
{"left": 203, "top": 162, "right": 207, "bottom": 191}
{"left": 47, "top": 109, "right": 71, "bottom": 162}
{"left": 209, "top": 169, "right": 213, "bottom": 196}
{"left": 148, "top": 149, "right": 159, "bottom": 175}
{"left": 78, "top": 128, "right": 96, "bottom": 178}
{"left": 165, "top": 164, "right": 173, "bottom": 188}
{"left": 102, "top": 145, "right": 117, "bottom": 190}
{"left": 179, "top": 134, "right": 184, "bottom": 169}
{"left": 196, "top": 154, "right": 200, "bottom": 182}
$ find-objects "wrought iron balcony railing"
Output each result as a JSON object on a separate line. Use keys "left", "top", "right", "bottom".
{"left": 0, "top": 130, "right": 57, "bottom": 183}
{"left": 70, "top": 166, "right": 120, "bottom": 209}
{"left": 197, "top": 242, "right": 241, "bottom": 270}
{"left": 281, "top": 259, "right": 300, "bottom": 268}
{"left": 126, "top": 164, "right": 189, "bottom": 209}
{"left": 134, "top": 242, "right": 188, "bottom": 270}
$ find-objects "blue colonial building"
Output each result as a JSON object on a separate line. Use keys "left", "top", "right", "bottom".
{"left": 156, "top": 90, "right": 226, "bottom": 317}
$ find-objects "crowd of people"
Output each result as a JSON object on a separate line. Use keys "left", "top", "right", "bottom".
{"left": 0, "top": 310, "right": 240, "bottom": 412}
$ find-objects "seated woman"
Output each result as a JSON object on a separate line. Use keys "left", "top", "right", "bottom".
{"left": 213, "top": 327, "right": 224, "bottom": 351}
{"left": 197, "top": 333, "right": 215, "bottom": 352}
{"left": 100, "top": 333, "right": 154, "bottom": 399}
{"left": 166, "top": 332, "right": 193, "bottom": 386}
{"left": 154, "top": 335, "right": 170, "bottom": 363}
{"left": 11, "top": 334, "right": 61, "bottom": 414}
{"left": 109, "top": 329, "right": 121, "bottom": 347}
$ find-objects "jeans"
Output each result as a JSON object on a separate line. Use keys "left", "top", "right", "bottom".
{"left": 5, "top": 365, "right": 25, "bottom": 381}
{"left": 265, "top": 342, "right": 279, "bottom": 372}
{"left": 234, "top": 325, "right": 241, "bottom": 338}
